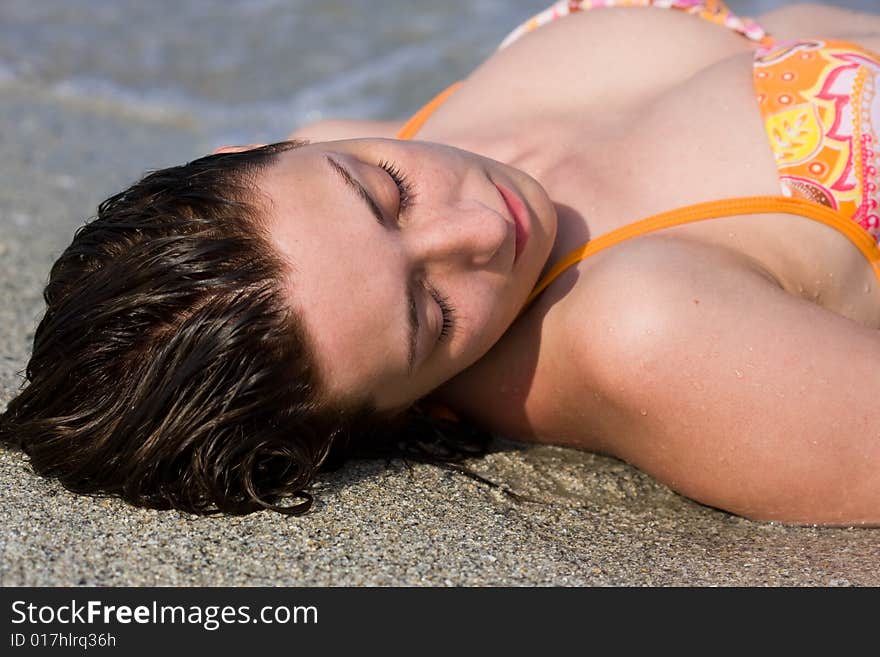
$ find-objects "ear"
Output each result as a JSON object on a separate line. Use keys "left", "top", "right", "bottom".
{"left": 212, "top": 143, "right": 267, "bottom": 155}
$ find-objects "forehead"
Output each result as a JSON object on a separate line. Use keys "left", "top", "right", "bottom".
{"left": 257, "top": 145, "right": 405, "bottom": 400}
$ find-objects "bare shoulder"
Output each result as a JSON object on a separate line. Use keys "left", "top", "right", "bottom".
{"left": 551, "top": 236, "right": 785, "bottom": 412}
{"left": 552, "top": 235, "right": 880, "bottom": 524}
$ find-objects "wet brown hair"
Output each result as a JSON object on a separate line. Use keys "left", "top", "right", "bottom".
{"left": 0, "top": 141, "right": 361, "bottom": 514}
{"left": 0, "top": 140, "right": 493, "bottom": 515}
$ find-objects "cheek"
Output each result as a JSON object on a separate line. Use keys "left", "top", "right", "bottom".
{"left": 460, "top": 284, "right": 513, "bottom": 352}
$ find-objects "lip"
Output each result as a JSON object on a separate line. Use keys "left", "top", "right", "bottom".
{"left": 493, "top": 180, "right": 530, "bottom": 263}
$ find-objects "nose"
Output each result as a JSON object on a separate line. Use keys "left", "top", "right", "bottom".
{"left": 403, "top": 199, "right": 510, "bottom": 269}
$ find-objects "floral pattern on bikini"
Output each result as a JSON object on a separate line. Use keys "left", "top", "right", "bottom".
{"left": 754, "top": 40, "right": 880, "bottom": 239}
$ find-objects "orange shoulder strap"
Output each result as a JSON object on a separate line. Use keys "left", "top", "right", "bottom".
{"left": 396, "top": 82, "right": 461, "bottom": 140}
{"left": 523, "top": 196, "right": 880, "bottom": 310}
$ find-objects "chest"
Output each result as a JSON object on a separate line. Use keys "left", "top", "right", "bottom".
{"left": 535, "top": 54, "right": 880, "bottom": 329}
{"left": 423, "top": 32, "right": 880, "bottom": 329}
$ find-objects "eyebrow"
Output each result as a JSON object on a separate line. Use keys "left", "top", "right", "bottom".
{"left": 324, "top": 154, "right": 420, "bottom": 374}
{"left": 324, "top": 155, "right": 386, "bottom": 226}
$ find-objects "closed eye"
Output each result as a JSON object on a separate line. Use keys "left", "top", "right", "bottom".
{"left": 424, "top": 281, "right": 456, "bottom": 343}
{"left": 377, "top": 159, "right": 415, "bottom": 216}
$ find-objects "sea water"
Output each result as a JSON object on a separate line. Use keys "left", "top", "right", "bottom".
{"left": 1, "top": 0, "right": 874, "bottom": 148}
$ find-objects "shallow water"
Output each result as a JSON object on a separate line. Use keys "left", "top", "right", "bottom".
{"left": 0, "top": 0, "right": 543, "bottom": 145}
{"left": 2, "top": 0, "right": 875, "bottom": 147}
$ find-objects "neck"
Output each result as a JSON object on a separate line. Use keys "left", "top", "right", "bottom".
{"left": 539, "top": 201, "right": 591, "bottom": 283}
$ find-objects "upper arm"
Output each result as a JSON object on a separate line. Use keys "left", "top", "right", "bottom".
{"left": 582, "top": 238, "right": 880, "bottom": 525}
{"left": 286, "top": 118, "right": 404, "bottom": 142}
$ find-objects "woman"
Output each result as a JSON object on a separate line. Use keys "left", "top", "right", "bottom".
{"left": 2, "top": 0, "right": 879, "bottom": 524}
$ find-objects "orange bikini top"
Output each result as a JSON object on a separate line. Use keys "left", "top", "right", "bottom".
{"left": 395, "top": 85, "right": 880, "bottom": 308}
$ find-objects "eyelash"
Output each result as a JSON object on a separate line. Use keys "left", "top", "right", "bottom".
{"left": 427, "top": 284, "right": 457, "bottom": 342}
{"left": 377, "top": 159, "right": 415, "bottom": 213}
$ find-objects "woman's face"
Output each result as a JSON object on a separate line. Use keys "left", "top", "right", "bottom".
{"left": 254, "top": 138, "right": 557, "bottom": 411}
